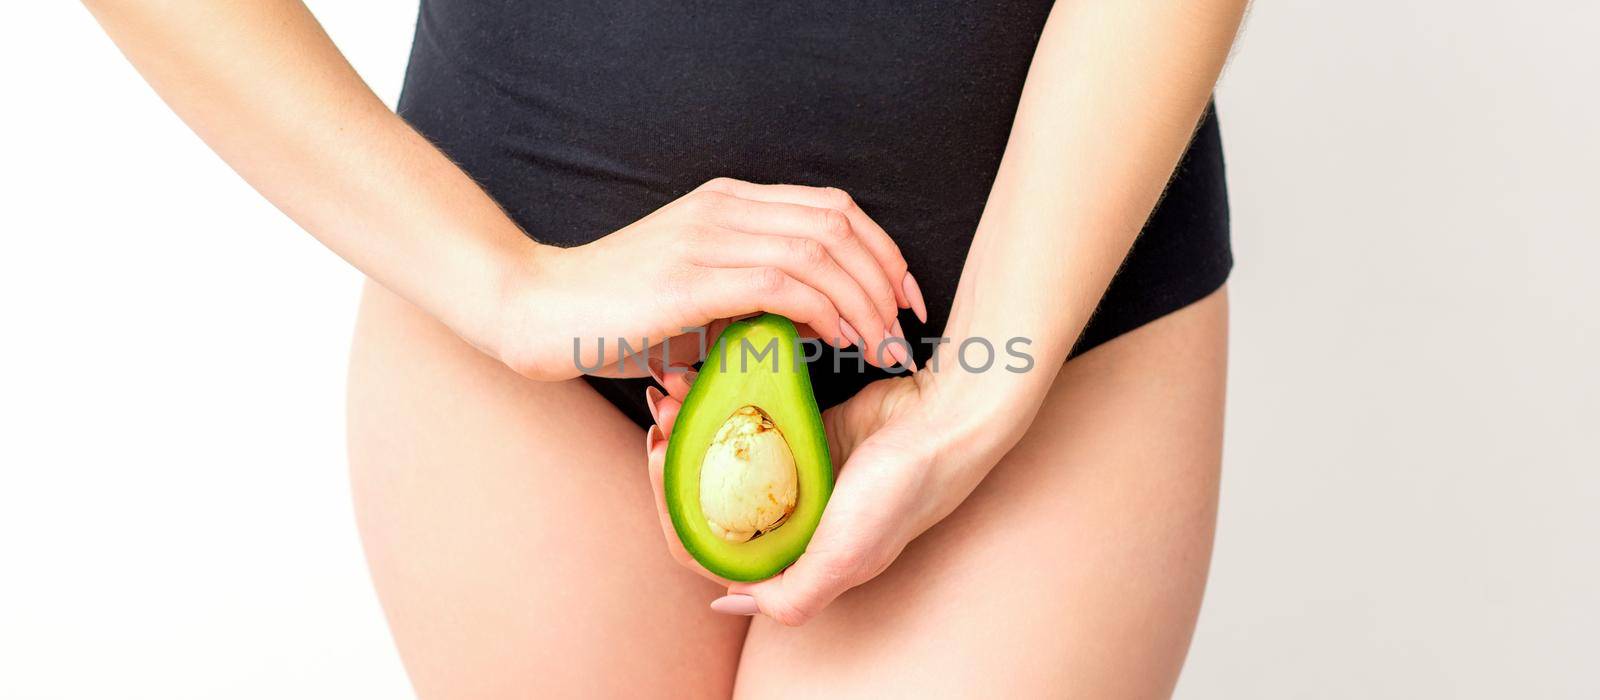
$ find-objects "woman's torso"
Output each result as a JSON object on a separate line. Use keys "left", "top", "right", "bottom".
{"left": 397, "top": 0, "right": 1230, "bottom": 424}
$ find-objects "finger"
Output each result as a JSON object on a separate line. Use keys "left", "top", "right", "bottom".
{"left": 662, "top": 364, "right": 694, "bottom": 396}
{"left": 785, "top": 322, "right": 913, "bottom": 374}
{"left": 646, "top": 396, "right": 733, "bottom": 587}
{"left": 819, "top": 404, "right": 851, "bottom": 470}
{"left": 693, "top": 267, "right": 885, "bottom": 368}
{"left": 694, "top": 230, "right": 890, "bottom": 361}
{"left": 645, "top": 319, "right": 733, "bottom": 383}
{"left": 723, "top": 548, "right": 865, "bottom": 627}
{"left": 662, "top": 366, "right": 696, "bottom": 401}
{"left": 697, "top": 194, "right": 900, "bottom": 329}
{"left": 656, "top": 394, "right": 682, "bottom": 434}
{"left": 697, "top": 178, "right": 923, "bottom": 322}
{"left": 647, "top": 356, "right": 699, "bottom": 399}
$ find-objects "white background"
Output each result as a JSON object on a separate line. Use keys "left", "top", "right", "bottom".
{"left": 3, "top": 2, "right": 1596, "bottom": 698}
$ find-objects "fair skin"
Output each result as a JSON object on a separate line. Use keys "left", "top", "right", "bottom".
{"left": 672, "top": 0, "right": 1245, "bottom": 623}
{"left": 350, "top": 281, "right": 1226, "bottom": 697}
{"left": 86, "top": 0, "right": 1246, "bottom": 695}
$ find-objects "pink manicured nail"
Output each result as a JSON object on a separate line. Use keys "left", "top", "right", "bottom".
{"left": 886, "top": 320, "right": 917, "bottom": 373}
{"left": 886, "top": 341, "right": 916, "bottom": 373}
{"left": 838, "top": 319, "right": 863, "bottom": 348}
{"left": 710, "top": 594, "right": 759, "bottom": 616}
{"left": 645, "top": 386, "right": 663, "bottom": 424}
{"left": 646, "top": 425, "right": 663, "bottom": 453}
{"left": 664, "top": 363, "right": 699, "bottom": 393}
{"left": 903, "top": 272, "right": 928, "bottom": 323}
{"left": 647, "top": 359, "right": 666, "bottom": 387}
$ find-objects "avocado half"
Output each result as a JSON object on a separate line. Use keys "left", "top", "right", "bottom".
{"left": 663, "top": 314, "right": 833, "bottom": 582}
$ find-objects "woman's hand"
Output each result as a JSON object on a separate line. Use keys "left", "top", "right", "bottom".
{"left": 82, "top": 0, "right": 928, "bottom": 386}
{"left": 644, "top": 363, "right": 1028, "bottom": 625}
{"left": 490, "top": 178, "right": 924, "bottom": 381}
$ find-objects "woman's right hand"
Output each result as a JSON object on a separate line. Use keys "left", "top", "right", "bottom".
{"left": 80, "top": 1, "right": 927, "bottom": 385}
{"left": 490, "top": 178, "right": 927, "bottom": 381}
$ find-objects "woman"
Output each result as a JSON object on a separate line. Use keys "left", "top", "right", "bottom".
{"left": 87, "top": 0, "right": 1245, "bottom": 695}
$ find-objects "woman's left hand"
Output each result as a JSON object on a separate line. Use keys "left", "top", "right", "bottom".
{"left": 644, "top": 362, "right": 1026, "bottom": 626}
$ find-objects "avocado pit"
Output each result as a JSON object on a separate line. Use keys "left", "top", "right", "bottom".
{"left": 699, "top": 405, "right": 799, "bottom": 543}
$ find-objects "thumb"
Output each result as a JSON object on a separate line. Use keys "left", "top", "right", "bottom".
{"left": 724, "top": 547, "right": 866, "bottom": 627}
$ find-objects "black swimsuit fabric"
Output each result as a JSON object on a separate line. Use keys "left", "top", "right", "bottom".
{"left": 396, "top": 1, "right": 1232, "bottom": 429}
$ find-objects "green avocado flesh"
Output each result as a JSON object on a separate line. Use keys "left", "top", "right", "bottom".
{"left": 664, "top": 314, "right": 833, "bottom": 582}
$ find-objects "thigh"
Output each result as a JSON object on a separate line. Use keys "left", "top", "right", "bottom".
{"left": 735, "top": 288, "right": 1229, "bottom": 699}
{"left": 346, "top": 281, "right": 747, "bottom": 699}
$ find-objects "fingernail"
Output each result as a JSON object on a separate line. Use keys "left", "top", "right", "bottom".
{"left": 838, "top": 319, "right": 862, "bottom": 348}
{"left": 886, "top": 319, "right": 917, "bottom": 373}
{"left": 646, "top": 424, "right": 663, "bottom": 453}
{"left": 667, "top": 363, "right": 700, "bottom": 387}
{"left": 710, "top": 594, "right": 759, "bottom": 616}
{"left": 647, "top": 358, "right": 666, "bottom": 386}
{"left": 903, "top": 272, "right": 928, "bottom": 323}
{"left": 645, "top": 386, "right": 663, "bottom": 424}
{"left": 886, "top": 339, "right": 916, "bottom": 373}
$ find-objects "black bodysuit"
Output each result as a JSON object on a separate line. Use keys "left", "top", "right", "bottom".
{"left": 397, "top": 1, "right": 1232, "bottom": 428}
